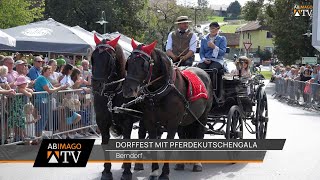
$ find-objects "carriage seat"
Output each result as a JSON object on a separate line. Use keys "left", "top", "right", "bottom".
{"left": 202, "top": 67, "right": 224, "bottom": 102}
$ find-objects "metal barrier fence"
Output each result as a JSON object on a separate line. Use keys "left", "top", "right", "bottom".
{"left": 0, "top": 89, "right": 98, "bottom": 145}
{"left": 273, "top": 78, "right": 320, "bottom": 110}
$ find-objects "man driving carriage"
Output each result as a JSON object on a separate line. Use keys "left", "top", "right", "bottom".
{"left": 166, "top": 16, "right": 197, "bottom": 66}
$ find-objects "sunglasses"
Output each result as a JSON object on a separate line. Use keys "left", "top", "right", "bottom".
{"left": 210, "top": 27, "right": 220, "bottom": 31}
{"left": 36, "top": 61, "right": 44, "bottom": 63}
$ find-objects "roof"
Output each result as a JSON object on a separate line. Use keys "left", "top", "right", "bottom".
{"left": 235, "top": 21, "right": 264, "bottom": 32}
{"left": 220, "top": 33, "right": 240, "bottom": 46}
{"left": 0, "top": 18, "right": 95, "bottom": 55}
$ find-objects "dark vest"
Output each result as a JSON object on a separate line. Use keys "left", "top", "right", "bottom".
{"left": 171, "top": 30, "right": 193, "bottom": 56}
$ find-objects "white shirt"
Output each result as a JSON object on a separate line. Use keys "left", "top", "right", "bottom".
{"left": 60, "top": 75, "right": 74, "bottom": 87}
{"left": 166, "top": 30, "right": 197, "bottom": 53}
{"left": 48, "top": 72, "right": 61, "bottom": 85}
{"left": 209, "top": 35, "right": 220, "bottom": 59}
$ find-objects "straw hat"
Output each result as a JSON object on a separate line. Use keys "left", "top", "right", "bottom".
{"left": 174, "top": 16, "right": 192, "bottom": 24}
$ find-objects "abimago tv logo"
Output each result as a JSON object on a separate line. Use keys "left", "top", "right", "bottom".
{"left": 34, "top": 139, "right": 94, "bottom": 167}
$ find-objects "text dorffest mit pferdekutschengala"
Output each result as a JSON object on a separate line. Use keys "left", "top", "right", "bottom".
{"left": 114, "top": 141, "right": 258, "bottom": 150}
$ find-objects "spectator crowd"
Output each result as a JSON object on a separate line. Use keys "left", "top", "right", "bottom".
{"left": 0, "top": 54, "right": 94, "bottom": 144}
{"left": 272, "top": 63, "right": 320, "bottom": 106}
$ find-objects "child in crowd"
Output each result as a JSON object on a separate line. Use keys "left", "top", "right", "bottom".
{"left": 23, "top": 102, "right": 41, "bottom": 138}
{"left": 62, "top": 92, "right": 82, "bottom": 138}
{"left": 0, "top": 66, "right": 11, "bottom": 90}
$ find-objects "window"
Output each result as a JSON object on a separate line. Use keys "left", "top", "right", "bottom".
{"left": 247, "top": 33, "right": 250, "bottom": 39}
{"left": 267, "top": 32, "right": 273, "bottom": 38}
{"left": 243, "top": 33, "right": 244, "bottom": 39}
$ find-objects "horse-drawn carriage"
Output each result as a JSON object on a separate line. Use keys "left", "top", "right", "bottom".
{"left": 203, "top": 59, "right": 268, "bottom": 140}
{"left": 91, "top": 35, "right": 269, "bottom": 180}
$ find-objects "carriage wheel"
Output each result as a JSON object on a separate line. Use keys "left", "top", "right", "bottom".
{"left": 225, "top": 105, "right": 243, "bottom": 139}
{"left": 255, "top": 91, "right": 268, "bottom": 139}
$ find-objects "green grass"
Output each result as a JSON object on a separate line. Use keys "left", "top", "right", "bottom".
{"left": 260, "top": 71, "right": 272, "bottom": 80}
{"left": 207, "top": 16, "right": 224, "bottom": 22}
{"left": 220, "top": 24, "right": 242, "bottom": 33}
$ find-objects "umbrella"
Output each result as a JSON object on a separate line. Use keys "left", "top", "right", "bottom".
{"left": 0, "top": 29, "right": 16, "bottom": 47}
{"left": 0, "top": 18, "right": 95, "bottom": 55}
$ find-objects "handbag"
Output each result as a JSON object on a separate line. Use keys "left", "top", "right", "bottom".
{"left": 304, "top": 82, "right": 312, "bottom": 94}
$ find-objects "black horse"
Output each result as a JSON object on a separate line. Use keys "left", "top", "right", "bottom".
{"left": 91, "top": 34, "right": 144, "bottom": 180}
{"left": 123, "top": 39, "right": 213, "bottom": 180}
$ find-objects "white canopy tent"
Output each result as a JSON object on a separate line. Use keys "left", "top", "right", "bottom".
{"left": 0, "top": 29, "right": 16, "bottom": 47}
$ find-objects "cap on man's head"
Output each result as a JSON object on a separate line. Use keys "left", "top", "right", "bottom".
{"left": 15, "top": 60, "right": 26, "bottom": 66}
{"left": 175, "top": 16, "right": 192, "bottom": 24}
{"left": 209, "top": 22, "right": 220, "bottom": 28}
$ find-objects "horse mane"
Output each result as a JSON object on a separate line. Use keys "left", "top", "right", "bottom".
{"left": 150, "top": 48, "right": 173, "bottom": 81}
{"left": 114, "top": 43, "right": 126, "bottom": 78}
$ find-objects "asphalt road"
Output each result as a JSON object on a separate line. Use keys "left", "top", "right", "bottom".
{"left": 0, "top": 82, "right": 320, "bottom": 180}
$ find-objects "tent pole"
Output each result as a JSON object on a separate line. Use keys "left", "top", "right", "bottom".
{"left": 48, "top": 52, "right": 51, "bottom": 64}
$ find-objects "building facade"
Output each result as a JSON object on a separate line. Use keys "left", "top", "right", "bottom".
{"left": 236, "top": 21, "right": 275, "bottom": 56}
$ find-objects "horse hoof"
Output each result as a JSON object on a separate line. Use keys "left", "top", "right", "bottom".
{"left": 149, "top": 176, "right": 158, "bottom": 180}
{"left": 192, "top": 164, "right": 202, "bottom": 172}
{"left": 159, "top": 174, "right": 169, "bottom": 180}
{"left": 173, "top": 164, "right": 184, "bottom": 171}
{"left": 101, "top": 171, "right": 113, "bottom": 180}
{"left": 134, "top": 163, "right": 144, "bottom": 171}
{"left": 121, "top": 173, "right": 132, "bottom": 180}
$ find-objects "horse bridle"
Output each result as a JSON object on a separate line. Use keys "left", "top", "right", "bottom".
{"left": 92, "top": 44, "right": 124, "bottom": 97}
{"left": 126, "top": 47, "right": 155, "bottom": 86}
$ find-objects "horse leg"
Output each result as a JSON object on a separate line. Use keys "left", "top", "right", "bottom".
{"left": 149, "top": 131, "right": 159, "bottom": 180}
{"left": 97, "top": 112, "right": 113, "bottom": 180}
{"left": 191, "top": 114, "right": 207, "bottom": 172}
{"left": 159, "top": 128, "right": 178, "bottom": 180}
{"left": 173, "top": 126, "right": 186, "bottom": 171}
{"left": 120, "top": 116, "right": 133, "bottom": 180}
{"left": 134, "top": 120, "right": 145, "bottom": 171}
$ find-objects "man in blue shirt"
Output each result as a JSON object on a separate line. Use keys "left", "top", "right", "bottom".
{"left": 198, "top": 22, "right": 227, "bottom": 70}
{"left": 27, "top": 56, "right": 44, "bottom": 80}
{"left": 198, "top": 22, "right": 227, "bottom": 98}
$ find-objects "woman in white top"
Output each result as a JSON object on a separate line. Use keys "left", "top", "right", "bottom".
{"left": 48, "top": 59, "right": 62, "bottom": 87}
{"left": 59, "top": 63, "right": 74, "bottom": 88}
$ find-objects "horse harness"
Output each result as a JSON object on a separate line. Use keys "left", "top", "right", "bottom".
{"left": 92, "top": 43, "right": 124, "bottom": 112}
{"left": 126, "top": 48, "right": 206, "bottom": 127}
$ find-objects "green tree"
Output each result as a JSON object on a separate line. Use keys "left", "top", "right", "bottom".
{"left": 241, "top": 0, "right": 262, "bottom": 21}
{"left": 265, "top": 0, "right": 316, "bottom": 65}
{"left": 142, "top": 0, "right": 205, "bottom": 50}
{"left": 256, "top": 49, "right": 272, "bottom": 61}
{"left": 227, "top": 0, "right": 241, "bottom": 18}
{"left": 44, "top": 0, "right": 147, "bottom": 40}
{"left": 0, "top": 0, "right": 44, "bottom": 29}
{"left": 197, "top": 0, "right": 208, "bottom": 8}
